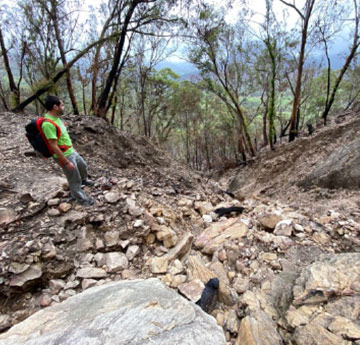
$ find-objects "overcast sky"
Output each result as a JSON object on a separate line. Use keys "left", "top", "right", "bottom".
{"left": 1, "top": 0, "right": 355, "bottom": 68}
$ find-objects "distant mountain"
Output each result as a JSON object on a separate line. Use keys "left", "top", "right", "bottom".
{"left": 155, "top": 60, "right": 199, "bottom": 79}
{"left": 155, "top": 52, "right": 348, "bottom": 83}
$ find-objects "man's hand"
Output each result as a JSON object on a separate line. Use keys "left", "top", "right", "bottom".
{"left": 48, "top": 139, "right": 75, "bottom": 170}
{"left": 64, "top": 161, "right": 75, "bottom": 170}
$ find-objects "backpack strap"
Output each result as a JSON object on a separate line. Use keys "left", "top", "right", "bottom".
{"left": 38, "top": 117, "right": 73, "bottom": 156}
{"left": 36, "top": 117, "right": 61, "bottom": 156}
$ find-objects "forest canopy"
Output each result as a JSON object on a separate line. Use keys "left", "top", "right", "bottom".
{"left": 0, "top": 0, "right": 359, "bottom": 169}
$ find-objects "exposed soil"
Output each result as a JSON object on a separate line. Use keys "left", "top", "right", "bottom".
{"left": 1, "top": 110, "right": 360, "bottom": 344}
{"left": 226, "top": 109, "right": 360, "bottom": 219}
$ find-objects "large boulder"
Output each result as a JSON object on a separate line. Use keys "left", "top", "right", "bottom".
{"left": 0, "top": 278, "right": 226, "bottom": 345}
{"left": 300, "top": 138, "right": 360, "bottom": 189}
{"left": 287, "top": 253, "right": 360, "bottom": 345}
{"left": 235, "top": 252, "right": 360, "bottom": 345}
{"left": 293, "top": 253, "right": 360, "bottom": 306}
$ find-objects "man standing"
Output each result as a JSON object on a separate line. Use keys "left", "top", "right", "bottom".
{"left": 42, "top": 95, "right": 94, "bottom": 206}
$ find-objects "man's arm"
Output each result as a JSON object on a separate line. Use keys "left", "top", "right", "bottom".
{"left": 47, "top": 139, "right": 75, "bottom": 170}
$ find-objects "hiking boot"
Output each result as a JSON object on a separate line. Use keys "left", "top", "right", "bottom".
{"left": 78, "top": 197, "right": 95, "bottom": 206}
{"left": 65, "top": 196, "right": 76, "bottom": 202}
{"left": 82, "top": 179, "right": 94, "bottom": 187}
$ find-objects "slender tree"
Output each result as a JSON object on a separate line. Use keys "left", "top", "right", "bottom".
{"left": 321, "top": 0, "right": 360, "bottom": 124}
{"left": 11, "top": 31, "right": 129, "bottom": 112}
{"left": 89, "top": 0, "right": 123, "bottom": 114}
{"left": 97, "top": 0, "right": 161, "bottom": 118}
{"left": 261, "top": 0, "right": 284, "bottom": 149}
{"left": 36, "top": 0, "right": 81, "bottom": 115}
{"left": 188, "top": 2, "right": 256, "bottom": 161}
{"left": 279, "top": 0, "right": 316, "bottom": 142}
{"left": 129, "top": 32, "right": 176, "bottom": 136}
{"left": 0, "top": 25, "right": 20, "bottom": 107}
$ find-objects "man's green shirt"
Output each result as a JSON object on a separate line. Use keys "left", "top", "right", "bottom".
{"left": 41, "top": 114, "right": 75, "bottom": 158}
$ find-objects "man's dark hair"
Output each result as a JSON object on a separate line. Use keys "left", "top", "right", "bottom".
{"left": 44, "top": 95, "right": 61, "bottom": 111}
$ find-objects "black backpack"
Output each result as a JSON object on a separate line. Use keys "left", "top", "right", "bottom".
{"left": 25, "top": 117, "right": 61, "bottom": 158}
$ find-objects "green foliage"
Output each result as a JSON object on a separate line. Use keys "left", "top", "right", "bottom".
{"left": 152, "top": 68, "right": 180, "bottom": 87}
{"left": 305, "top": 68, "right": 338, "bottom": 119}
{"left": 9, "top": 92, "right": 19, "bottom": 108}
{"left": 199, "top": 10, "right": 210, "bottom": 20}
{"left": 30, "top": 78, "right": 56, "bottom": 95}
{"left": 0, "top": 0, "right": 359, "bottom": 167}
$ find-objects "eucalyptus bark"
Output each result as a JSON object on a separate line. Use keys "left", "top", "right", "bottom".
{"left": 140, "top": 70, "right": 149, "bottom": 136}
{"left": 119, "top": 92, "right": 126, "bottom": 130}
{"left": 82, "top": 84, "right": 87, "bottom": 115}
{"left": 237, "top": 121, "right": 246, "bottom": 162}
{"left": 262, "top": 103, "right": 269, "bottom": 147}
{"left": 0, "top": 80, "right": 9, "bottom": 110}
{"left": 265, "top": 38, "right": 277, "bottom": 150}
{"left": 111, "top": 96, "right": 118, "bottom": 125}
{"left": 268, "top": 76, "right": 276, "bottom": 150}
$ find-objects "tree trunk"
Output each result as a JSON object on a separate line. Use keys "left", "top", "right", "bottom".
{"left": 228, "top": 95, "right": 255, "bottom": 157}
{"left": 206, "top": 46, "right": 256, "bottom": 159}
{"left": 280, "top": 119, "right": 291, "bottom": 137}
{"left": 265, "top": 38, "right": 277, "bottom": 150}
{"left": 295, "top": 107, "right": 301, "bottom": 133}
{"left": 141, "top": 91, "right": 147, "bottom": 136}
{"left": 105, "top": 68, "right": 123, "bottom": 118}
{"left": 238, "top": 107, "right": 255, "bottom": 157}
{"left": 49, "top": 1, "right": 79, "bottom": 115}
{"left": 237, "top": 121, "right": 246, "bottom": 162}
{"left": 0, "top": 80, "right": 9, "bottom": 110}
{"left": 0, "top": 26, "right": 20, "bottom": 107}
{"left": 97, "top": 0, "right": 140, "bottom": 118}
{"left": 280, "top": 0, "right": 316, "bottom": 142}
{"left": 82, "top": 84, "right": 87, "bottom": 115}
{"left": 288, "top": 30, "right": 306, "bottom": 142}
{"left": 321, "top": 27, "right": 332, "bottom": 111}
{"left": 11, "top": 31, "right": 124, "bottom": 112}
{"left": 120, "top": 92, "right": 125, "bottom": 130}
{"left": 204, "top": 126, "right": 212, "bottom": 169}
{"left": 77, "top": 67, "right": 88, "bottom": 115}
{"left": 185, "top": 112, "right": 190, "bottom": 164}
{"left": 268, "top": 86, "right": 276, "bottom": 150}
{"left": 344, "top": 89, "right": 360, "bottom": 110}
{"left": 82, "top": 79, "right": 87, "bottom": 115}
{"left": 260, "top": 90, "right": 269, "bottom": 147}
{"left": 322, "top": 0, "right": 359, "bottom": 125}
{"left": 111, "top": 96, "right": 118, "bottom": 125}
{"left": 90, "top": 22, "right": 113, "bottom": 114}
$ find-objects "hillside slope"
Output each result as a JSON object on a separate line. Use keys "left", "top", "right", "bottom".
{"left": 228, "top": 110, "right": 360, "bottom": 218}
{"left": 1, "top": 111, "right": 360, "bottom": 345}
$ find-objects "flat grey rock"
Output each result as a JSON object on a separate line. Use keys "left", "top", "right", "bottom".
{"left": 0, "top": 278, "right": 226, "bottom": 345}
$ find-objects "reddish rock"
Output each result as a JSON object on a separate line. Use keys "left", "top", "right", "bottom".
{"left": 59, "top": 203, "right": 72, "bottom": 213}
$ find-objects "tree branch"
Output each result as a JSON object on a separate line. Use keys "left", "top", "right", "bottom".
{"left": 11, "top": 31, "right": 126, "bottom": 112}
{"left": 279, "top": 0, "right": 305, "bottom": 20}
